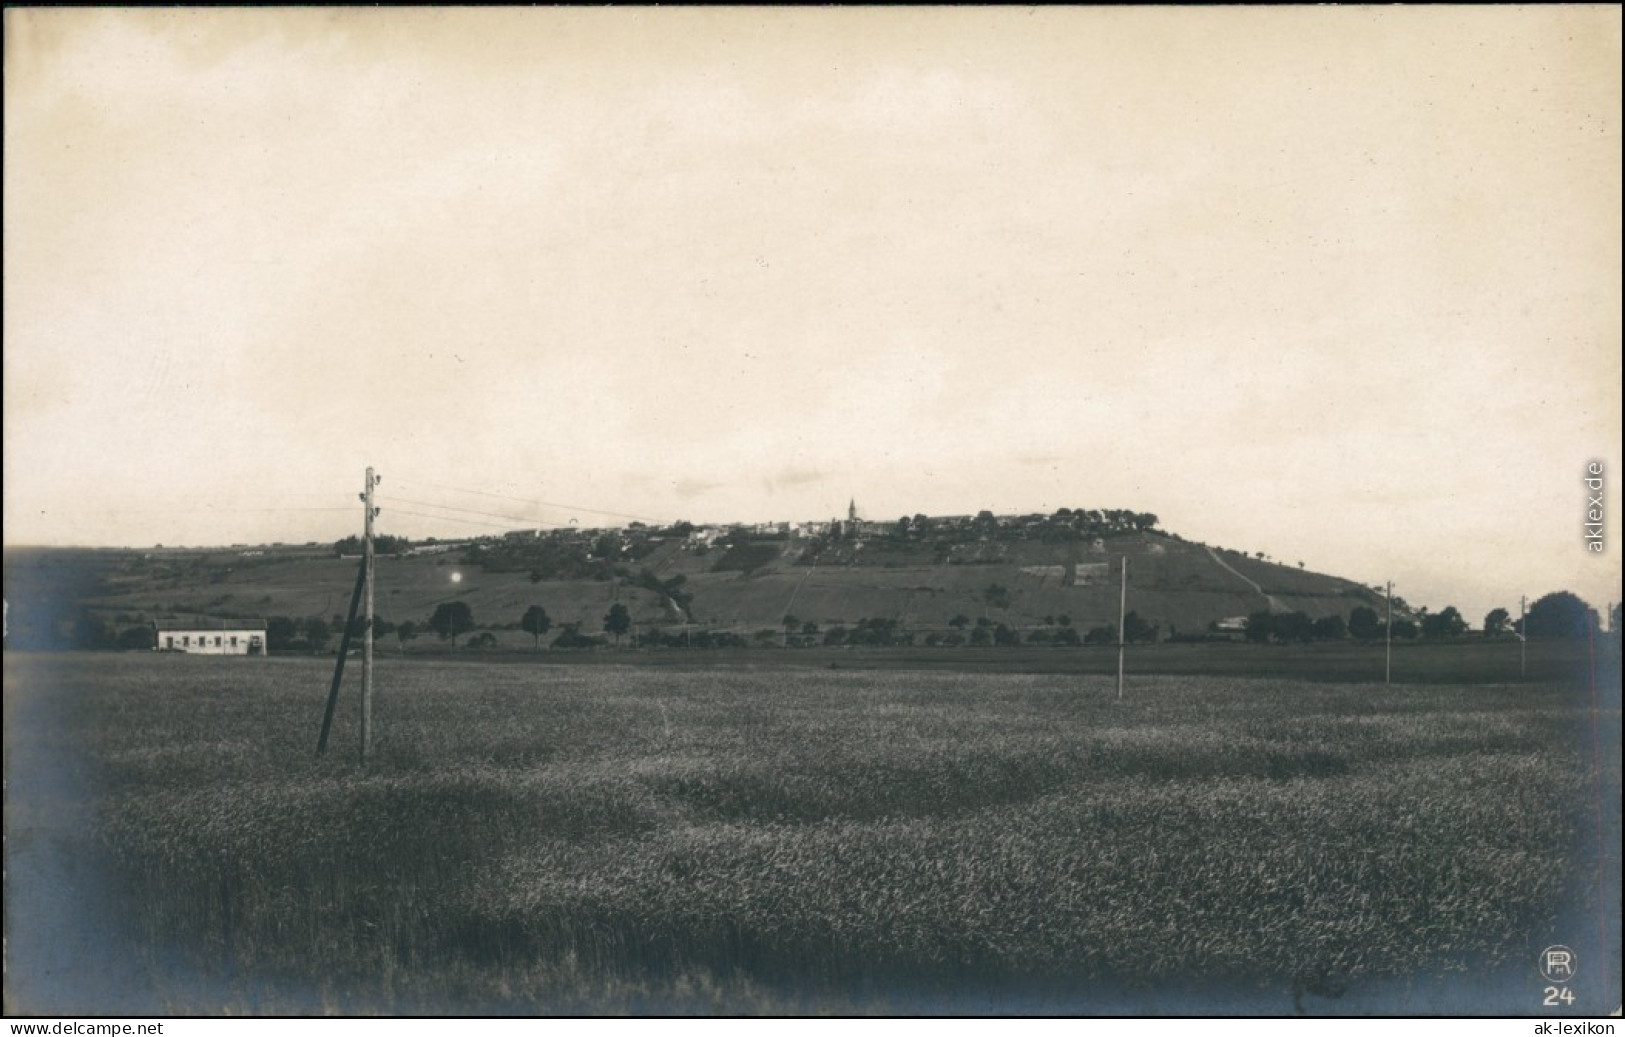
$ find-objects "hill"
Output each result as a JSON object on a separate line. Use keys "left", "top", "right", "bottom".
{"left": 4, "top": 519, "right": 1389, "bottom": 651}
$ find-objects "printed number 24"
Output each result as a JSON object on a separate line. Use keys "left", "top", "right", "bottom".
{"left": 1544, "top": 987, "right": 1575, "bottom": 1006}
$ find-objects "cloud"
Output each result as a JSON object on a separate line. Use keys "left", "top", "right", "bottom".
{"left": 758, "top": 466, "right": 826, "bottom": 497}
{"left": 671, "top": 478, "right": 723, "bottom": 500}
{"left": 771, "top": 466, "right": 825, "bottom": 487}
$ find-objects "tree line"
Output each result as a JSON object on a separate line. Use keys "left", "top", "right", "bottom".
{"left": 12, "top": 589, "right": 1610, "bottom": 653}
{"left": 1239, "top": 592, "right": 1604, "bottom": 644}
{"left": 250, "top": 590, "right": 1620, "bottom": 654}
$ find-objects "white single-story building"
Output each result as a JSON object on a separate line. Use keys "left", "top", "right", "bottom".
{"left": 156, "top": 624, "right": 266, "bottom": 655}
{"left": 1210, "top": 617, "right": 1250, "bottom": 639}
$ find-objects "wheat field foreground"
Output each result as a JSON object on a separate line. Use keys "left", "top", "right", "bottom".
{"left": 3, "top": 653, "right": 1616, "bottom": 1015}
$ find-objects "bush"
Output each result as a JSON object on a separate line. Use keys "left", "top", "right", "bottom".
{"left": 1123, "top": 611, "right": 1159, "bottom": 644}
{"left": 265, "top": 616, "right": 298, "bottom": 651}
{"left": 1312, "top": 615, "right": 1348, "bottom": 641}
{"left": 1349, "top": 607, "right": 1383, "bottom": 641}
{"left": 552, "top": 627, "right": 606, "bottom": 650}
{"left": 1524, "top": 592, "right": 1598, "bottom": 640}
{"left": 117, "top": 625, "right": 156, "bottom": 651}
{"left": 1272, "top": 612, "right": 1315, "bottom": 644}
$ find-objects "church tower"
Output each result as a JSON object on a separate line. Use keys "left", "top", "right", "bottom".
{"left": 848, "top": 498, "right": 857, "bottom": 523}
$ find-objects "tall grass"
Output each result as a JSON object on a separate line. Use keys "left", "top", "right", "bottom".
{"left": 8, "top": 654, "right": 1611, "bottom": 1013}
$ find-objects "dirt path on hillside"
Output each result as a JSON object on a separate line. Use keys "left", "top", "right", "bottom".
{"left": 779, "top": 562, "right": 818, "bottom": 625}
{"left": 1204, "top": 546, "right": 1286, "bottom": 613}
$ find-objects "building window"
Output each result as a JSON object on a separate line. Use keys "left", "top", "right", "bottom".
{"left": 182, "top": 636, "right": 190, "bottom": 647}
{"left": 215, "top": 636, "right": 222, "bottom": 646}
{"left": 165, "top": 636, "right": 174, "bottom": 649}
{"left": 230, "top": 636, "right": 238, "bottom": 647}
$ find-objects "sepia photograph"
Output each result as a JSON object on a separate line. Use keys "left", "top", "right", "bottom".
{"left": 4, "top": 6, "right": 1620, "bottom": 1021}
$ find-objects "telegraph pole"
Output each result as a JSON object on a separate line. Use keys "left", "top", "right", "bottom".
{"left": 317, "top": 467, "right": 378, "bottom": 758}
{"left": 1385, "top": 581, "right": 1393, "bottom": 686}
{"left": 361, "top": 468, "right": 380, "bottom": 761}
{"left": 316, "top": 556, "right": 367, "bottom": 756}
{"left": 1117, "top": 555, "right": 1128, "bottom": 701}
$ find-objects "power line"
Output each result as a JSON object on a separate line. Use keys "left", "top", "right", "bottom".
{"left": 392, "top": 478, "right": 662, "bottom": 524}
{"left": 380, "top": 496, "right": 565, "bottom": 528}
{"left": 92, "top": 506, "right": 355, "bottom": 514}
{"left": 378, "top": 507, "right": 538, "bottom": 532}
{"left": 168, "top": 500, "right": 359, "bottom": 507}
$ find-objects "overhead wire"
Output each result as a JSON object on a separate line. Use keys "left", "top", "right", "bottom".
{"left": 381, "top": 496, "right": 567, "bottom": 527}
{"left": 92, "top": 506, "right": 356, "bottom": 514}
{"left": 280, "top": 476, "right": 677, "bottom": 540}
{"left": 391, "top": 478, "right": 663, "bottom": 524}
{"left": 378, "top": 507, "right": 538, "bottom": 532}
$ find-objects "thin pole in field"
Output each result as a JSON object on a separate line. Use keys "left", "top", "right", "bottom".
{"left": 1385, "top": 581, "right": 1393, "bottom": 686}
{"left": 361, "top": 467, "right": 379, "bottom": 762}
{"left": 1117, "top": 555, "right": 1128, "bottom": 701}
{"left": 1519, "top": 594, "right": 1527, "bottom": 680}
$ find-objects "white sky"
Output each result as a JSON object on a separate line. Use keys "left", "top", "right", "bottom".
{"left": 5, "top": 7, "right": 1620, "bottom": 622}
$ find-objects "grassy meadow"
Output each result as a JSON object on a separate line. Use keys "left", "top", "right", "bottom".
{"left": 4, "top": 650, "right": 1618, "bottom": 1015}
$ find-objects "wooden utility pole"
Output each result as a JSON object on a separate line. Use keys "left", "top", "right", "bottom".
{"left": 361, "top": 468, "right": 379, "bottom": 761}
{"left": 1117, "top": 555, "right": 1128, "bottom": 701}
{"left": 316, "top": 555, "right": 367, "bottom": 756}
{"left": 1385, "top": 581, "right": 1393, "bottom": 686}
{"left": 317, "top": 467, "right": 382, "bottom": 759}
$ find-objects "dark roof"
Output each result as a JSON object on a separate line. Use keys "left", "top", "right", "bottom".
{"left": 154, "top": 620, "right": 267, "bottom": 631}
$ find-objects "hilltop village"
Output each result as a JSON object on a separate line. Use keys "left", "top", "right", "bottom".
{"left": 6, "top": 502, "right": 1454, "bottom": 654}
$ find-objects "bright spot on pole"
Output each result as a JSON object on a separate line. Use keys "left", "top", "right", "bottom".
{"left": 450, "top": 572, "right": 463, "bottom": 584}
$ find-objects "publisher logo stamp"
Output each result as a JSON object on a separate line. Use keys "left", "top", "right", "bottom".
{"left": 1541, "top": 945, "right": 1577, "bottom": 983}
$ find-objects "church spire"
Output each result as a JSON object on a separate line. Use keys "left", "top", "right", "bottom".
{"left": 848, "top": 498, "right": 857, "bottom": 523}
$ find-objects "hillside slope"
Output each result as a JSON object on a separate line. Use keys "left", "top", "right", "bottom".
{"left": 6, "top": 531, "right": 1386, "bottom": 646}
